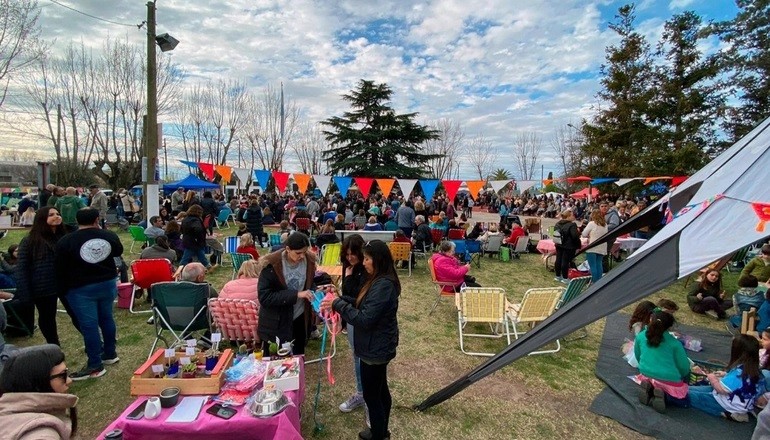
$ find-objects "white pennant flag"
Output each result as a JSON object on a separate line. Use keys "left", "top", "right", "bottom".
{"left": 232, "top": 168, "right": 251, "bottom": 186}
{"left": 397, "top": 179, "right": 417, "bottom": 198}
{"left": 615, "top": 178, "right": 639, "bottom": 186}
{"left": 516, "top": 180, "right": 538, "bottom": 192}
{"left": 312, "top": 175, "right": 332, "bottom": 196}
{"left": 489, "top": 179, "right": 512, "bottom": 194}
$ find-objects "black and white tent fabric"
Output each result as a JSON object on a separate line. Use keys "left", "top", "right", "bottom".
{"left": 415, "top": 117, "right": 770, "bottom": 412}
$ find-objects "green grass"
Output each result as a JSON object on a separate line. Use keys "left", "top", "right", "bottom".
{"left": 2, "top": 226, "right": 733, "bottom": 439}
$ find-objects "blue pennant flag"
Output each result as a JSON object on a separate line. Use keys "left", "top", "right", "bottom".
{"left": 253, "top": 170, "right": 271, "bottom": 190}
{"left": 419, "top": 179, "right": 440, "bottom": 201}
{"left": 179, "top": 160, "right": 198, "bottom": 169}
{"left": 333, "top": 176, "right": 352, "bottom": 198}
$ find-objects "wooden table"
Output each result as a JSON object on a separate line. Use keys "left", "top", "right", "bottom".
{"left": 317, "top": 265, "right": 343, "bottom": 288}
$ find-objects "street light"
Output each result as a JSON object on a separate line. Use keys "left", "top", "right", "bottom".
{"left": 144, "top": 1, "right": 178, "bottom": 222}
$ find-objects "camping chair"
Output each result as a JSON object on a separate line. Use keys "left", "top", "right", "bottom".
{"left": 506, "top": 287, "right": 562, "bottom": 355}
{"left": 215, "top": 208, "right": 233, "bottom": 229}
{"left": 483, "top": 235, "right": 504, "bottom": 258}
{"left": 128, "top": 225, "right": 150, "bottom": 253}
{"left": 727, "top": 245, "right": 751, "bottom": 273}
{"left": 2, "top": 289, "right": 34, "bottom": 337}
{"left": 741, "top": 307, "right": 758, "bottom": 338}
{"left": 448, "top": 229, "right": 465, "bottom": 240}
{"left": 511, "top": 235, "right": 529, "bottom": 259}
{"left": 208, "top": 298, "right": 259, "bottom": 344}
{"left": 320, "top": 243, "right": 342, "bottom": 266}
{"left": 465, "top": 239, "right": 483, "bottom": 268}
{"left": 456, "top": 287, "right": 512, "bottom": 357}
{"left": 148, "top": 281, "right": 212, "bottom": 358}
{"left": 229, "top": 253, "right": 254, "bottom": 280}
{"left": 428, "top": 254, "right": 459, "bottom": 315}
{"left": 269, "top": 234, "right": 282, "bottom": 247}
{"left": 430, "top": 228, "right": 444, "bottom": 250}
{"left": 129, "top": 258, "right": 175, "bottom": 314}
{"left": 451, "top": 239, "right": 469, "bottom": 263}
{"left": 388, "top": 242, "right": 412, "bottom": 277}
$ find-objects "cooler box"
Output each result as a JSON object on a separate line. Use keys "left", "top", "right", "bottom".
{"left": 116, "top": 282, "right": 134, "bottom": 309}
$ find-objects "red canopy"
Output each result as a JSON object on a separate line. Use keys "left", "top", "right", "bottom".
{"left": 570, "top": 187, "right": 600, "bottom": 199}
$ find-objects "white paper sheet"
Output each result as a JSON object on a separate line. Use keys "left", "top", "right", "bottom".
{"left": 166, "top": 396, "right": 207, "bottom": 423}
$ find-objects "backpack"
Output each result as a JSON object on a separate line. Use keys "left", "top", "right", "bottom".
{"left": 552, "top": 224, "right": 563, "bottom": 245}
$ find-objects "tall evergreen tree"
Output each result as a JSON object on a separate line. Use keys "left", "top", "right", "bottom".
{"left": 648, "top": 11, "right": 724, "bottom": 174}
{"left": 714, "top": 0, "right": 770, "bottom": 140}
{"left": 321, "top": 79, "right": 440, "bottom": 178}
{"left": 580, "top": 4, "right": 656, "bottom": 177}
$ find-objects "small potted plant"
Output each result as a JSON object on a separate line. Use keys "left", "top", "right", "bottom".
{"left": 181, "top": 363, "right": 197, "bottom": 379}
{"left": 204, "top": 347, "right": 220, "bottom": 375}
{"left": 166, "top": 361, "right": 180, "bottom": 378}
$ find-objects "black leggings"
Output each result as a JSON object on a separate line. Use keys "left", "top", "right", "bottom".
{"left": 554, "top": 247, "right": 576, "bottom": 279}
{"left": 32, "top": 295, "right": 60, "bottom": 346}
{"left": 361, "top": 361, "right": 392, "bottom": 440}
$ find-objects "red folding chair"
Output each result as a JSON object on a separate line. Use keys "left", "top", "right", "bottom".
{"left": 430, "top": 228, "right": 444, "bottom": 250}
{"left": 129, "top": 258, "right": 175, "bottom": 314}
{"left": 295, "top": 217, "right": 311, "bottom": 234}
{"left": 448, "top": 229, "right": 465, "bottom": 240}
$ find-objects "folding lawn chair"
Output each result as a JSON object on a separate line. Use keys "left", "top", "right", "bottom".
{"left": 269, "top": 234, "right": 282, "bottom": 247}
{"left": 128, "top": 225, "right": 150, "bottom": 253}
{"left": 430, "top": 228, "right": 444, "bottom": 250}
{"left": 229, "top": 253, "right": 254, "bottom": 280}
{"left": 557, "top": 276, "right": 592, "bottom": 340}
{"left": 506, "top": 287, "right": 562, "bottom": 355}
{"left": 129, "top": 258, "right": 175, "bottom": 314}
{"left": 295, "top": 217, "right": 311, "bottom": 235}
{"left": 727, "top": 245, "right": 751, "bottom": 273}
{"left": 320, "top": 243, "right": 342, "bottom": 266}
{"left": 483, "top": 235, "right": 504, "bottom": 258}
{"left": 456, "top": 286, "right": 512, "bottom": 357}
{"left": 451, "top": 239, "right": 469, "bottom": 263}
{"left": 208, "top": 298, "right": 259, "bottom": 343}
{"left": 222, "top": 236, "right": 239, "bottom": 267}
{"left": 428, "top": 254, "right": 459, "bottom": 315}
{"left": 2, "top": 289, "right": 34, "bottom": 337}
{"left": 148, "top": 281, "right": 212, "bottom": 358}
{"left": 448, "top": 229, "right": 465, "bottom": 240}
{"left": 388, "top": 241, "right": 412, "bottom": 277}
{"left": 511, "top": 235, "right": 530, "bottom": 259}
{"left": 215, "top": 208, "right": 232, "bottom": 229}
{"left": 465, "top": 239, "right": 483, "bottom": 268}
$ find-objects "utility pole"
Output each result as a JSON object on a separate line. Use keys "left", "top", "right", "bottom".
{"left": 143, "top": 0, "right": 158, "bottom": 223}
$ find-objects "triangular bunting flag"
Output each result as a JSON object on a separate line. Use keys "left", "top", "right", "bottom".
{"left": 334, "top": 176, "right": 353, "bottom": 197}
{"left": 376, "top": 178, "right": 395, "bottom": 196}
{"left": 643, "top": 176, "right": 672, "bottom": 186}
{"left": 419, "top": 179, "right": 440, "bottom": 201}
{"left": 293, "top": 173, "right": 312, "bottom": 194}
{"left": 752, "top": 202, "right": 770, "bottom": 233}
{"left": 214, "top": 165, "right": 232, "bottom": 183}
{"left": 272, "top": 171, "right": 290, "bottom": 193}
{"left": 254, "top": 170, "right": 271, "bottom": 190}
{"left": 671, "top": 176, "right": 688, "bottom": 187}
{"left": 442, "top": 180, "right": 463, "bottom": 201}
{"left": 397, "top": 179, "right": 417, "bottom": 198}
{"left": 489, "top": 179, "right": 512, "bottom": 194}
{"left": 614, "top": 178, "right": 639, "bottom": 187}
{"left": 313, "top": 175, "right": 332, "bottom": 196}
{"left": 232, "top": 168, "right": 251, "bottom": 185}
{"left": 516, "top": 180, "right": 538, "bottom": 192}
{"left": 466, "top": 180, "right": 486, "bottom": 200}
{"left": 180, "top": 160, "right": 199, "bottom": 169}
{"left": 355, "top": 177, "right": 374, "bottom": 196}
{"left": 198, "top": 162, "right": 215, "bottom": 180}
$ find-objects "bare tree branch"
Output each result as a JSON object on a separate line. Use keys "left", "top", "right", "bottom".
{"left": 423, "top": 118, "right": 464, "bottom": 179}
{"left": 466, "top": 134, "right": 496, "bottom": 180}
{"left": 292, "top": 121, "right": 326, "bottom": 174}
{"left": 511, "top": 132, "right": 542, "bottom": 180}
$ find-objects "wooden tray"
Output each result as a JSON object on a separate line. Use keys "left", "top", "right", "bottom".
{"left": 130, "top": 348, "right": 234, "bottom": 396}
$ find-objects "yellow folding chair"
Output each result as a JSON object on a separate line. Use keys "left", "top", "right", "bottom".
{"left": 506, "top": 287, "right": 562, "bottom": 355}
{"left": 456, "top": 287, "right": 512, "bottom": 357}
{"left": 388, "top": 241, "right": 412, "bottom": 277}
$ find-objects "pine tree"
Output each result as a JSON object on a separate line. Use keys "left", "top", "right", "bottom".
{"left": 714, "top": 0, "right": 770, "bottom": 140}
{"left": 321, "top": 79, "right": 440, "bottom": 178}
{"left": 581, "top": 4, "right": 656, "bottom": 177}
{"left": 647, "top": 11, "right": 724, "bottom": 174}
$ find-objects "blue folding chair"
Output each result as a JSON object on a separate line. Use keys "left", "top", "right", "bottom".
{"left": 222, "top": 236, "right": 239, "bottom": 267}
{"left": 465, "top": 239, "right": 483, "bottom": 268}
{"left": 452, "top": 239, "right": 470, "bottom": 263}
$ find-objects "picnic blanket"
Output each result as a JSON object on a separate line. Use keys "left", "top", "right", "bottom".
{"left": 589, "top": 312, "right": 756, "bottom": 439}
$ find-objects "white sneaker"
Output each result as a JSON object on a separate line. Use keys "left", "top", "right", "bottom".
{"left": 365, "top": 405, "right": 370, "bottom": 428}
{"left": 339, "top": 393, "right": 365, "bottom": 412}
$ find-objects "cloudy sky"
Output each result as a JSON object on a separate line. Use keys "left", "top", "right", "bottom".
{"left": 7, "top": 0, "right": 738, "bottom": 180}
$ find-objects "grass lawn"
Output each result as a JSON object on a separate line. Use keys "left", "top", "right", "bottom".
{"left": 1, "top": 226, "right": 737, "bottom": 439}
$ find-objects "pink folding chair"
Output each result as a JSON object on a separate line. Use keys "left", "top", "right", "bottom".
{"left": 208, "top": 298, "right": 260, "bottom": 343}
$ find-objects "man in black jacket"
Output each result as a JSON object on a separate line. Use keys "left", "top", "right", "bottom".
{"left": 55, "top": 208, "right": 123, "bottom": 380}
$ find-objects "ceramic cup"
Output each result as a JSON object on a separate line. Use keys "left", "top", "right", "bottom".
{"left": 144, "top": 396, "right": 162, "bottom": 420}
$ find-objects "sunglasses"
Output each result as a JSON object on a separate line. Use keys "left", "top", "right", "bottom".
{"left": 50, "top": 369, "right": 69, "bottom": 381}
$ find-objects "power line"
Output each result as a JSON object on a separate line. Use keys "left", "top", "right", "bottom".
{"left": 48, "top": 0, "right": 139, "bottom": 28}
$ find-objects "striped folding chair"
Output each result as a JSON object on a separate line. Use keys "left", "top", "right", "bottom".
{"left": 222, "top": 236, "right": 239, "bottom": 267}
{"left": 229, "top": 253, "right": 254, "bottom": 280}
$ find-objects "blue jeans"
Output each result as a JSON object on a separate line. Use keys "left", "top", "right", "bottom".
{"left": 180, "top": 247, "right": 210, "bottom": 267}
{"left": 586, "top": 252, "right": 603, "bottom": 283}
{"left": 688, "top": 385, "right": 725, "bottom": 416}
{"left": 66, "top": 279, "right": 118, "bottom": 370}
{"left": 347, "top": 323, "right": 362, "bottom": 393}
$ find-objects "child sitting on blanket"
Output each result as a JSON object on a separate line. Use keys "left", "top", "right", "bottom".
{"left": 688, "top": 334, "right": 763, "bottom": 422}
{"left": 635, "top": 310, "right": 691, "bottom": 413}
{"left": 729, "top": 275, "right": 764, "bottom": 329}
{"left": 622, "top": 301, "right": 656, "bottom": 367}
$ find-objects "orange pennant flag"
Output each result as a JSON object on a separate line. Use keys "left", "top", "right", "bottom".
{"left": 752, "top": 202, "right": 770, "bottom": 233}
{"left": 293, "top": 173, "right": 312, "bottom": 194}
{"left": 214, "top": 165, "right": 232, "bottom": 183}
{"left": 376, "top": 178, "right": 395, "bottom": 196}
{"left": 643, "top": 176, "right": 672, "bottom": 186}
{"left": 465, "top": 180, "right": 486, "bottom": 200}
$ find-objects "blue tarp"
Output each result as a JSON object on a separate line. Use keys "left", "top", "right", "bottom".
{"left": 162, "top": 175, "right": 220, "bottom": 193}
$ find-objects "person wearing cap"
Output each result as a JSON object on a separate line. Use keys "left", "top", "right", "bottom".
{"left": 742, "top": 244, "right": 770, "bottom": 284}
{"left": 0, "top": 344, "right": 78, "bottom": 439}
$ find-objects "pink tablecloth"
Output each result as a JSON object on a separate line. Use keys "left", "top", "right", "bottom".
{"left": 99, "top": 361, "right": 305, "bottom": 440}
{"left": 536, "top": 238, "right": 589, "bottom": 255}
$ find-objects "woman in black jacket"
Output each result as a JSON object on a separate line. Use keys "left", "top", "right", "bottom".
{"left": 13, "top": 207, "right": 68, "bottom": 345}
{"left": 322, "top": 240, "right": 399, "bottom": 440}
{"left": 337, "top": 233, "right": 367, "bottom": 413}
{"left": 244, "top": 199, "right": 265, "bottom": 247}
{"left": 553, "top": 210, "right": 581, "bottom": 284}
{"left": 180, "top": 205, "right": 210, "bottom": 269}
